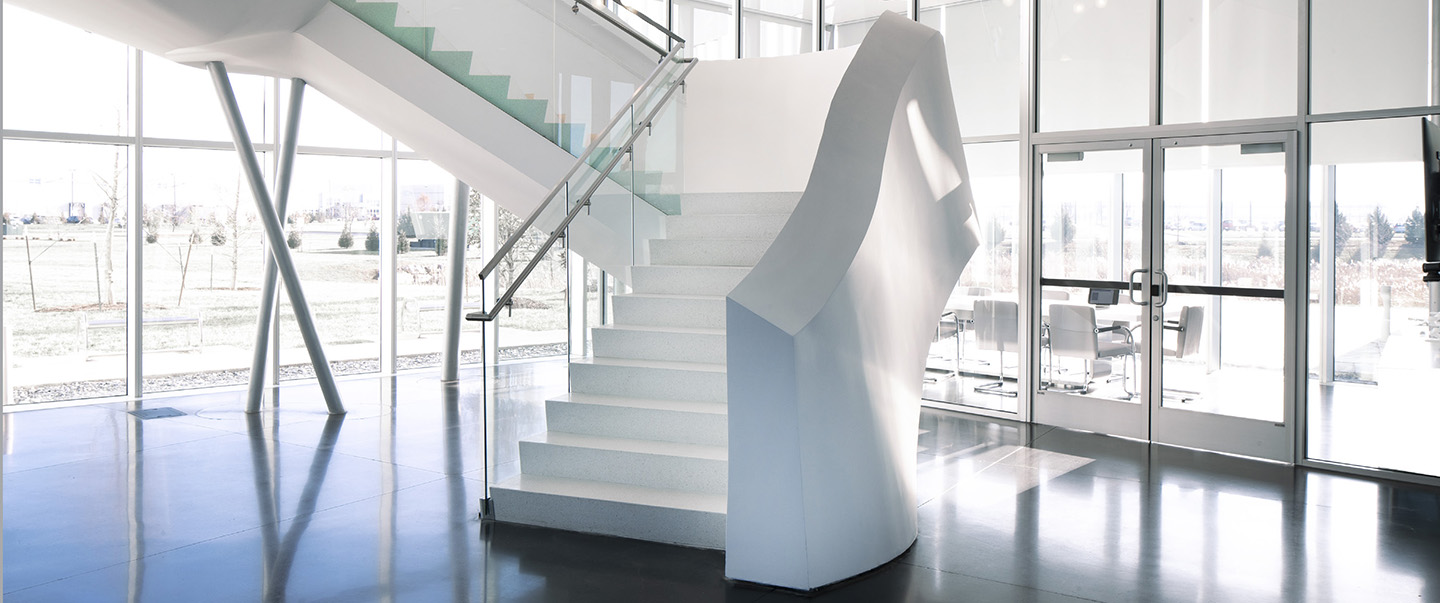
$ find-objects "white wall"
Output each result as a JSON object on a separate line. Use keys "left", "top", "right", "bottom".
{"left": 725, "top": 12, "right": 979, "bottom": 590}
{"left": 680, "top": 47, "right": 856, "bottom": 193}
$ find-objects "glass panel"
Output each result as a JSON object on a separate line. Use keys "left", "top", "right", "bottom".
{"left": 1160, "top": 143, "right": 1287, "bottom": 423}
{"left": 925, "top": 142, "right": 1021, "bottom": 411}
{"left": 495, "top": 205, "right": 569, "bottom": 360}
{"left": 823, "top": 0, "right": 897, "bottom": 49}
{"left": 1308, "top": 118, "right": 1440, "bottom": 477}
{"left": 397, "top": 160, "right": 464, "bottom": 370}
{"left": 675, "top": 0, "right": 736, "bottom": 60}
{"left": 2, "top": 6, "right": 133, "bottom": 137}
{"left": 3, "top": 140, "right": 130, "bottom": 404}
{"left": 919, "top": 0, "right": 1022, "bottom": 137}
{"left": 1161, "top": 0, "right": 1297, "bottom": 124}
{"left": 611, "top": 0, "right": 670, "bottom": 50}
{"left": 1041, "top": 150, "right": 1145, "bottom": 283}
{"left": 141, "top": 147, "right": 260, "bottom": 393}
{"left": 278, "top": 155, "right": 384, "bottom": 378}
{"left": 334, "top": 0, "right": 664, "bottom": 154}
{"left": 142, "top": 53, "right": 268, "bottom": 143}
{"left": 460, "top": 189, "right": 492, "bottom": 362}
{"left": 1038, "top": 0, "right": 1153, "bottom": 132}
{"left": 1311, "top": 0, "right": 1435, "bottom": 115}
{"left": 298, "top": 85, "right": 387, "bottom": 150}
{"left": 743, "top": 0, "right": 815, "bottom": 57}
{"left": 1038, "top": 147, "right": 1145, "bottom": 404}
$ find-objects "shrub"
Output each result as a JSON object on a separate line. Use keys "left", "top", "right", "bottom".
{"left": 365, "top": 224, "right": 380, "bottom": 252}
{"left": 396, "top": 232, "right": 410, "bottom": 254}
{"left": 286, "top": 228, "right": 302, "bottom": 249}
{"left": 338, "top": 223, "right": 354, "bottom": 249}
{"left": 434, "top": 237, "right": 448, "bottom": 256}
{"left": 211, "top": 224, "right": 226, "bottom": 246}
{"left": 1405, "top": 208, "right": 1425, "bottom": 246}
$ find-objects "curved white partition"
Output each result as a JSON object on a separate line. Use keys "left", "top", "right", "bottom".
{"left": 725, "top": 12, "right": 980, "bottom": 590}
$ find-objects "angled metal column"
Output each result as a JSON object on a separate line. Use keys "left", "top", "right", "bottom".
{"left": 247, "top": 78, "right": 307, "bottom": 413}
{"left": 208, "top": 62, "right": 344, "bottom": 415}
{"left": 441, "top": 180, "right": 470, "bottom": 382}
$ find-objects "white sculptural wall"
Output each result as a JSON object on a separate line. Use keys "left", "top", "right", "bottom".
{"left": 725, "top": 12, "right": 980, "bottom": 590}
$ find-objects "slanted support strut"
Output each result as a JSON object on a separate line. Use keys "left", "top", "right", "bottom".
{"left": 209, "top": 62, "right": 344, "bottom": 415}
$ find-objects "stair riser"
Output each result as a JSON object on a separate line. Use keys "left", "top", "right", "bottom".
{"left": 570, "top": 362, "right": 726, "bottom": 403}
{"left": 492, "top": 487, "right": 724, "bottom": 549}
{"left": 630, "top": 266, "right": 749, "bottom": 296}
{"left": 592, "top": 328, "right": 727, "bottom": 365}
{"left": 547, "top": 399, "right": 728, "bottom": 447}
{"left": 649, "top": 239, "right": 770, "bottom": 268}
{"left": 612, "top": 296, "right": 725, "bottom": 329}
{"left": 666, "top": 215, "right": 788, "bottom": 240}
{"left": 680, "top": 192, "right": 803, "bottom": 216}
{"left": 519, "top": 440, "right": 727, "bottom": 494}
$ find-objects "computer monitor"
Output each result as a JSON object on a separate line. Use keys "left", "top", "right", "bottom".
{"left": 1088, "top": 288, "right": 1120, "bottom": 306}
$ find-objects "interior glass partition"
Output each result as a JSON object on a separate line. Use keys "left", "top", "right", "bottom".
{"left": 1311, "top": 0, "right": 1437, "bottom": 114}
{"left": 918, "top": 0, "right": 1022, "bottom": 138}
{"left": 1037, "top": 0, "right": 1153, "bottom": 132}
{"left": 924, "top": 142, "right": 1021, "bottom": 413}
{"left": 1160, "top": 0, "right": 1297, "bottom": 124}
{"left": 1308, "top": 117, "right": 1440, "bottom": 478}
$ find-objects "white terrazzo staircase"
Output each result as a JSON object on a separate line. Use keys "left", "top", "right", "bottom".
{"left": 490, "top": 192, "right": 800, "bottom": 548}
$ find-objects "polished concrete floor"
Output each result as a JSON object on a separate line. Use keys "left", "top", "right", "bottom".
{"left": 4, "top": 359, "right": 1440, "bottom": 602}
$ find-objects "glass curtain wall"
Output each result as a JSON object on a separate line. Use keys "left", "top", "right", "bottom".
{"left": 823, "top": 0, "right": 901, "bottom": 49}
{"left": 742, "top": 0, "right": 814, "bottom": 57}
{"left": 1304, "top": 0, "right": 1440, "bottom": 479}
{"left": 0, "top": 6, "right": 501, "bottom": 406}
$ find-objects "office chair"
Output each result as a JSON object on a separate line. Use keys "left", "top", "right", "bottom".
{"left": 1161, "top": 306, "right": 1204, "bottom": 402}
{"left": 1045, "top": 304, "right": 1135, "bottom": 396}
{"left": 972, "top": 299, "right": 1019, "bottom": 397}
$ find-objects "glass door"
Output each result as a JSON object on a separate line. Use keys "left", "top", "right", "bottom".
{"left": 1148, "top": 134, "right": 1297, "bottom": 462}
{"left": 1031, "top": 141, "right": 1150, "bottom": 440}
{"left": 1031, "top": 134, "right": 1297, "bottom": 462}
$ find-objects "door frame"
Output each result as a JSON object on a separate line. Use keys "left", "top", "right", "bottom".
{"left": 1146, "top": 131, "right": 1299, "bottom": 463}
{"left": 1026, "top": 132, "right": 1300, "bottom": 462}
{"left": 1029, "top": 138, "right": 1154, "bottom": 441}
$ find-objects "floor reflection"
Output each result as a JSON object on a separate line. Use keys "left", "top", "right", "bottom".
{"left": 2, "top": 360, "right": 1438, "bottom": 602}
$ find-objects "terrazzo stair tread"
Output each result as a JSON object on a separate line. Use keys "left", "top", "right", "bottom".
{"left": 611, "top": 293, "right": 726, "bottom": 329}
{"left": 648, "top": 239, "right": 773, "bottom": 267}
{"left": 590, "top": 324, "right": 727, "bottom": 365}
{"left": 665, "top": 214, "right": 789, "bottom": 240}
{"left": 547, "top": 393, "right": 728, "bottom": 446}
{"left": 570, "top": 357, "right": 726, "bottom": 403}
{"left": 629, "top": 265, "right": 751, "bottom": 296}
{"left": 519, "top": 432, "right": 727, "bottom": 494}
{"left": 549, "top": 392, "right": 727, "bottom": 415}
{"left": 680, "top": 192, "right": 804, "bottom": 216}
{"left": 577, "top": 356, "right": 725, "bottom": 373}
{"left": 491, "top": 475, "right": 726, "bottom": 549}
{"left": 523, "top": 431, "right": 727, "bottom": 462}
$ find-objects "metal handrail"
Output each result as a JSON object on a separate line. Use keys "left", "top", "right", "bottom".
{"left": 573, "top": 0, "right": 685, "bottom": 57}
{"left": 469, "top": 57, "right": 697, "bottom": 322}
{"left": 475, "top": 44, "right": 686, "bottom": 283}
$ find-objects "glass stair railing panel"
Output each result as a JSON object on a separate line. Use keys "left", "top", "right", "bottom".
{"left": 332, "top": 0, "right": 669, "bottom": 153}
